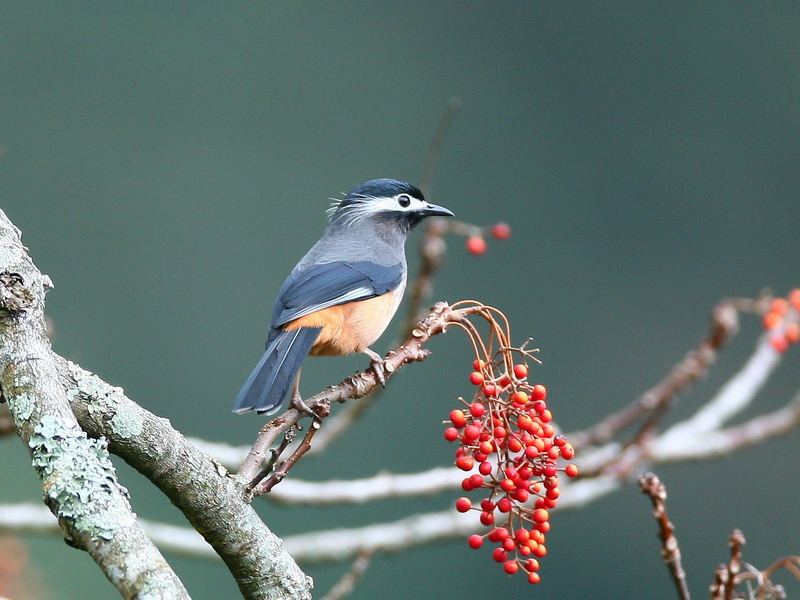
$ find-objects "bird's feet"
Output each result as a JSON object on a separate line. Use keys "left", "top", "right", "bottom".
{"left": 364, "top": 348, "right": 387, "bottom": 387}
{"left": 291, "top": 388, "right": 322, "bottom": 421}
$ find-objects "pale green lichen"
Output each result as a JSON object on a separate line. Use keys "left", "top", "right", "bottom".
{"left": 13, "top": 392, "right": 36, "bottom": 421}
{"left": 28, "top": 415, "right": 128, "bottom": 540}
{"left": 111, "top": 408, "right": 143, "bottom": 439}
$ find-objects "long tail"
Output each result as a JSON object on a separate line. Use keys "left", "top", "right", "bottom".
{"left": 233, "top": 327, "right": 321, "bottom": 415}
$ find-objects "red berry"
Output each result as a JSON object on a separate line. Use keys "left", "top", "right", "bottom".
{"left": 786, "top": 323, "right": 800, "bottom": 344}
{"left": 492, "top": 548, "right": 508, "bottom": 563}
{"left": 512, "top": 488, "right": 529, "bottom": 502}
{"left": 535, "top": 521, "right": 551, "bottom": 533}
{"left": 470, "top": 402, "right": 486, "bottom": 418}
{"left": 463, "top": 425, "right": 481, "bottom": 440}
{"left": 466, "top": 236, "right": 487, "bottom": 255}
{"left": 531, "top": 384, "right": 547, "bottom": 400}
{"left": 525, "top": 558, "right": 540, "bottom": 572}
{"left": 500, "top": 478, "right": 516, "bottom": 492}
{"left": 467, "top": 534, "right": 483, "bottom": 549}
{"left": 527, "top": 572, "right": 541, "bottom": 584}
{"left": 480, "top": 498, "right": 496, "bottom": 511}
{"left": 449, "top": 409, "right": 467, "bottom": 428}
{"left": 503, "top": 560, "right": 519, "bottom": 575}
{"left": 771, "top": 335, "right": 789, "bottom": 353}
{"left": 510, "top": 391, "right": 529, "bottom": 405}
{"left": 565, "top": 464, "right": 579, "bottom": 478}
{"left": 469, "top": 474, "right": 484, "bottom": 488}
{"left": 533, "top": 544, "right": 547, "bottom": 557}
{"left": 479, "top": 461, "right": 493, "bottom": 476}
{"left": 472, "top": 358, "right": 486, "bottom": 371}
{"left": 489, "top": 527, "right": 509, "bottom": 542}
{"left": 497, "top": 498, "right": 512, "bottom": 512}
{"left": 455, "top": 497, "right": 472, "bottom": 512}
{"left": 513, "top": 363, "right": 528, "bottom": 379}
{"left": 455, "top": 456, "right": 475, "bottom": 471}
{"left": 491, "top": 222, "right": 512, "bottom": 240}
{"left": 532, "top": 508, "right": 549, "bottom": 523}
{"left": 480, "top": 511, "right": 494, "bottom": 525}
{"left": 469, "top": 371, "right": 484, "bottom": 385}
{"left": 482, "top": 384, "right": 497, "bottom": 397}
{"left": 444, "top": 427, "right": 459, "bottom": 442}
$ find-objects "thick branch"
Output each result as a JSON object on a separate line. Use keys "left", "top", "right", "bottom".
{"left": 0, "top": 209, "right": 189, "bottom": 599}
{"left": 60, "top": 357, "right": 312, "bottom": 600}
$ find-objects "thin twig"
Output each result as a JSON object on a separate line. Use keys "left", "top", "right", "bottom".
{"left": 319, "top": 551, "right": 374, "bottom": 600}
{"left": 419, "top": 96, "right": 461, "bottom": 198}
{"left": 571, "top": 299, "right": 739, "bottom": 451}
{"left": 639, "top": 473, "right": 691, "bottom": 600}
{"left": 254, "top": 411, "right": 328, "bottom": 496}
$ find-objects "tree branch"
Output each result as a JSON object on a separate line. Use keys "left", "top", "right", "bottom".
{"left": 60, "top": 356, "right": 312, "bottom": 600}
{"left": 0, "top": 210, "right": 189, "bottom": 599}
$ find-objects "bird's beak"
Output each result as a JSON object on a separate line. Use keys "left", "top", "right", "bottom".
{"left": 420, "top": 202, "right": 454, "bottom": 218}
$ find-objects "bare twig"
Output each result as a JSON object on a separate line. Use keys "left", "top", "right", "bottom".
{"left": 571, "top": 299, "right": 739, "bottom": 451}
{"left": 419, "top": 96, "right": 461, "bottom": 198}
{"left": 319, "top": 551, "right": 374, "bottom": 600}
{"left": 639, "top": 473, "right": 691, "bottom": 600}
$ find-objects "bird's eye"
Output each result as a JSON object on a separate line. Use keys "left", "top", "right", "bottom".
{"left": 396, "top": 194, "right": 411, "bottom": 208}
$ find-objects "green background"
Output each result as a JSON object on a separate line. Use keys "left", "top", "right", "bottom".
{"left": 2, "top": 3, "right": 799, "bottom": 598}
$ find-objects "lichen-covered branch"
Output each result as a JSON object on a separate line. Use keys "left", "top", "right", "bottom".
{"left": 60, "top": 357, "right": 312, "bottom": 600}
{"left": 0, "top": 209, "right": 189, "bottom": 599}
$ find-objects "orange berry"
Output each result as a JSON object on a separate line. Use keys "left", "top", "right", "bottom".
{"left": 763, "top": 311, "right": 782, "bottom": 330}
{"left": 527, "top": 572, "right": 541, "bottom": 584}
{"left": 466, "top": 236, "right": 487, "bottom": 255}
{"left": 770, "top": 298, "right": 789, "bottom": 315}
{"left": 565, "top": 464, "right": 579, "bottom": 478}
{"left": 790, "top": 289, "right": 800, "bottom": 311}
{"left": 513, "top": 363, "right": 528, "bottom": 379}
{"left": 785, "top": 323, "right": 800, "bottom": 344}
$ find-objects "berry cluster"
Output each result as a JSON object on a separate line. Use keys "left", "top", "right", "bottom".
{"left": 444, "top": 358, "right": 578, "bottom": 584}
{"left": 465, "top": 222, "right": 511, "bottom": 256}
{"left": 762, "top": 289, "right": 800, "bottom": 353}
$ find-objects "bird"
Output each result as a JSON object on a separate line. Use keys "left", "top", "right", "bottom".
{"left": 233, "top": 178, "right": 454, "bottom": 416}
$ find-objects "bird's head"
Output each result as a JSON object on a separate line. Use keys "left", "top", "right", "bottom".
{"left": 327, "top": 179, "right": 454, "bottom": 234}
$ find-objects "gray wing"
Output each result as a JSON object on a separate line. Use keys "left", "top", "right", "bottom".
{"left": 269, "top": 260, "right": 404, "bottom": 331}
